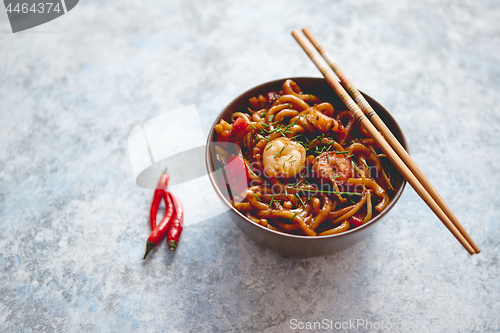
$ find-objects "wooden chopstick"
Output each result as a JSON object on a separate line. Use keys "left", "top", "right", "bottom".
{"left": 291, "top": 29, "right": 478, "bottom": 255}
{"left": 301, "top": 27, "right": 480, "bottom": 254}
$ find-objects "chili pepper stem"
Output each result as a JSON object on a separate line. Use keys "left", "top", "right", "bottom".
{"left": 167, "top": 240, "right": 178, "bottom": 251}
{"left": 143, "top": 241, "right": 156, "bottom": 259}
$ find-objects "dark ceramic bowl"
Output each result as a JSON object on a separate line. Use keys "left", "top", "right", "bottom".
{"left": 205, "top": 77, "right": 407, "bottom": 257}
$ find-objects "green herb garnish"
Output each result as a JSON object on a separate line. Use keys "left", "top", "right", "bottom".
{"left": 274, "top": 146, "right": 285, "bottom": 158}
{"left": 362, "top": 158, "right": 369, "bottom": 168}
{"left": 269, "top": 194, "right": 275, "bottom": 207}
{"left": 353, "top": 161, "right": 360, "bottom": 172}
{"left": 296, "top": 193, "right": 306, "bottom": 207}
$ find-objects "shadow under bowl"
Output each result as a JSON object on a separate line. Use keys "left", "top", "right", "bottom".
{"left": 205, "top": 77, "right": 407, "bottom": 257}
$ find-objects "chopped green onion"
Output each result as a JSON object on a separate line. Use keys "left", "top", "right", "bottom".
{"left": 266, "top": 144, "right": 273, "bottom": 150}
{"left": 269, "top": 194, "right": 275, "bottom": 207}
{"left": 252, "top": 193, "right": 261, "bottom": 201}
{"left": 336, "top": 151, "right": 349, "bottom": 155}
{"left": 353, "top": 161, "right": 360, "bottom": 172}
{"left": 249, "top": 122, "right": 257, "bottom": 130}
{"left": 362, "top": 158, "right": 369, "bottom": 168}
{"left": 296, "top": 193, "right": 306, "bottom": 207}
{"left": 326, "top": 153, "right": 330, "bottom": 163}
{"left": 290, "top": 212, "right": 299, "bottom": 221}
{"left": 274, "top": 146, "right": 285, "bottom": 158}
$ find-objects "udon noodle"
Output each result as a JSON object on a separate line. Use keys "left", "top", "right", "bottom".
{"left": 213, "top": 79, "right": 399, "bottom": 236}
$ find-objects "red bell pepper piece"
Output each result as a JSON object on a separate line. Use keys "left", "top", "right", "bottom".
{"left": 232, "top": 117, "right": 248, "bottom": 133}
{"left": 347, "top": 212, "right": 364, "bottom": 227}
{"left": 223, "top": 156, "right": 249, "bottom": 195}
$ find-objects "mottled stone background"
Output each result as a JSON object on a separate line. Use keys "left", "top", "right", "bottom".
{"left": 1, "top": 0, "right": 499, "bottom": 332}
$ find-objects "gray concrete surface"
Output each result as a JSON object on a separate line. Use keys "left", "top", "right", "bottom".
{"left": 0, "top": 0, "right": 499, "bottom": 332}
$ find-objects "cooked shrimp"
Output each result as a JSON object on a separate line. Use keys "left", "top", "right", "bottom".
{"left": 262, "top": 137, "right": 306, "bottom": 178}
{"left": 306, "top": 109, "right": 345, "bottom": 134}
{"left": 312, "top": 151, "right": 352, "bottom": 185}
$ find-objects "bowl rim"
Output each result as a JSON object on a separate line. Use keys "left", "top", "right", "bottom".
{"left": 205, "top": 76, "right": 407, "bottom": 241}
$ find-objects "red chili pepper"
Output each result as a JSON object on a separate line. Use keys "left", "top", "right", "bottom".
{"left": 149, "top": 171, "right": 170, "bottom": 230}
{"left": 167, "top": 193, "right": 184, "bottom": 251}
{"left": 143, "top": 192, "right": 175, "bottom": 259}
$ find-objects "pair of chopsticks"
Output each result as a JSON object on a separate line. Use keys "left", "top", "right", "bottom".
{"left": 292, "top": 27, "right": 480, "bottom": 255}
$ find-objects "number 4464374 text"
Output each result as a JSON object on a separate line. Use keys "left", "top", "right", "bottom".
{"left": 6, "top": 3, "right": 62, "bottom": 14}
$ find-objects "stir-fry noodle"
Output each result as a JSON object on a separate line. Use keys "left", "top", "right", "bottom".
{"left": 213, "top": 79, "right": 400, "bottom": 236}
